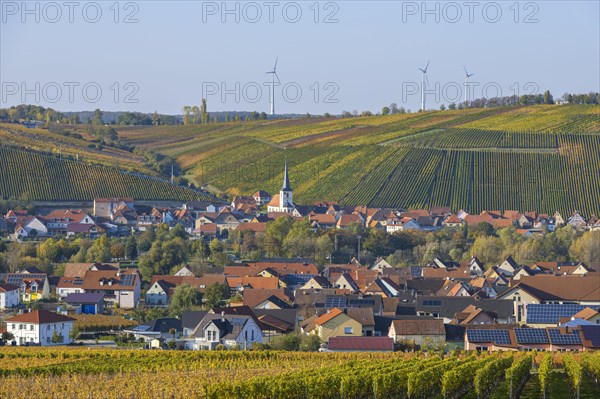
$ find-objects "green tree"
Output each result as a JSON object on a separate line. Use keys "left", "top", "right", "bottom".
{"left": 50, "top": 330, "right": 64, "bottom": 344}
{"left": 203, "top": 282, "right": 230, "bottom": 309}
{"left": 85, "top": 235, "right": 111, "bottom": 263}
{"left": 300, "top": 334, "right": 321, "bottom": 351}
{"left": 381, "top": 106, "right": 390, "bottom": 115}
{"left": 1, "top": 332, "right": 14, "bottom": 342}
{"left": 125, "top": 236, "right": 138, "bottom": 260}
{"left": 38, "top": 238, "right": 61, "bottom": 263}
{"left": 169, "top": 284, "right": 201, "bottom": 315}
{"left": 471, "top": 235, "right": 503, "bottom": 266}
{"left": 69, "top": 327, "right": 81, "bottom": 342}
{"left": 569, "top": 231, "right": 600, "bottom": 265}
{"left": 92, "top": 109, "right": 103, "bottom": 125}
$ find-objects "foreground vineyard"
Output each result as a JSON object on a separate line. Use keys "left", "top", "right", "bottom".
{"left": 116, "top": 105, "right": 600, "bottom": 215}
{"left": 0, "top": 147, "right": 214, "bottom": 202}
{"left": 0, "top": 348, "right": 598, "bottom": 399}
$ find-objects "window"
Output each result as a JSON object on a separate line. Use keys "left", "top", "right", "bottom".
{"left": 29, "top": 325, "right": 34, "bottom": 331}
{"left": 11, "top": 324, "right": 15, "bottom": 330}
{"left": 344, "top": 327, "right": 353, "bottom": 334}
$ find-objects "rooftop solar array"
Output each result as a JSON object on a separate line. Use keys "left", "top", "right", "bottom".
{"left": 348, "top": 299, "right": 375, "bottom": 307}
{"left": 466, "top": 329, "right": 511, "bottom": 345}
{"left": 4, "top": 273, "right": 47, "bottom": 285}
{"left": 282, "top": 274, "right": 316, "bottom": 286}
{"left": 410, "top": 267, "right": 423, "bottom": 277}
{"left": 526, "top": 304, "right": 600, "bottom": 324}
{"left": 548, "top": 329, "right": 582, "bottom": 345}
{"left": 514, "top": 328, "right": 549, "bottom": 344}
{"left": 325, "top": 296, "right": 347, "bottom": 308}
{"left": 119, "top": 274, "right": 135, "bottom": 287}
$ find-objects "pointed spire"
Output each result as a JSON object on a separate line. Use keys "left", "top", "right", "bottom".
{"left": 282, "top": 159, "right": 292, "bottom": 191}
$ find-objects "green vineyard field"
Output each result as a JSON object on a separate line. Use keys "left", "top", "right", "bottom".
{"left": 0, "top": 147, "right": 214, "bottom": 202}
{"left": 0, "top": 348, "right": 599, "bottom": 399}
{"left": 114, "top": 105, "right": 599, "bottom": 215}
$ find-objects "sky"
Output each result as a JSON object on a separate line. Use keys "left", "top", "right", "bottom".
{"left": 1, "top": 0, "right": 599, "bottom": 115}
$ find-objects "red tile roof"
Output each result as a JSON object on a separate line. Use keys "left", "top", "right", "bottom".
{"left": 327, "top": 336, "right": 394, "bottom": 351}
{"left": 5, "top": 310, "right": 74, "bottom": 324}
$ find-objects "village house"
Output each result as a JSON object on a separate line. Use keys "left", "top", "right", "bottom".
{"left": 4, "top": 310, "right": 75, "bottom": 346}
{"left": 0, "top": 283, "right": 20, "bottom": 309}
{"left": 81, "top": 269, "right": 141, "bottom": 309}
{"left": 308, "top": 308, "right": 363, "bottom": 342}
{"left": 0, "top": 272, "right": 50, "bottom": 302}
{"left": 189, "top": 312, "right": 263, "bottom": 350}
{"left": 388, "top": 319, "right": 446, "bottom": 347}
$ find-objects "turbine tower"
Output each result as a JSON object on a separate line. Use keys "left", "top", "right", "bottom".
{"left": 418, "top": 61, "right": 430, "bottom": 111}
{"left": 463, "top": 65, "right": 474, "bottom": 107}
{"left": 265, "top": 58, "right": 279, "bottom": 115}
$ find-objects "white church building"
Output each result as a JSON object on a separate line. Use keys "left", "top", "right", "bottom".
{"left": 267, "top": 161, "right": 296, "bottom": 214}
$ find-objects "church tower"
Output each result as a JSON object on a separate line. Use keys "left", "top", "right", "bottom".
{"left": 279, "top": 160, "right": 294, "bottom": 212}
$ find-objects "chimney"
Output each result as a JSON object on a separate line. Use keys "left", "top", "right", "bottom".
{"left": 221, "top": 311, "right": 225, "bottom": 323}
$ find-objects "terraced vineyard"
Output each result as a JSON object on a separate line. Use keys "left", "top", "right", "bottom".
{"left": 116, "top": 105, "right": 600, "bottom": 215}
{"left": 0, "top": 147, "right": 214, "bottom": 202}
{"left": 0, "top": 348, "right": 598, "bottom": 399}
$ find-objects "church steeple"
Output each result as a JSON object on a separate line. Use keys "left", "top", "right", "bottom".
{"left": 282, "top": 159, "right": 292, "bottom": 191}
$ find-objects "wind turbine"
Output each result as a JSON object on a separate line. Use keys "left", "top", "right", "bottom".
{"left": 463, "top": 65, "right": 474, "bottom": 107}
{"left": 418, "top": 61, "right": 430, "bottom": 111}
{"left": 265, "top": 58, "right": 280, "bottom": 115}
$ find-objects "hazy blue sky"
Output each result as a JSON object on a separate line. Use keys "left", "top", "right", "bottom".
{"left": 1, "top": 0, "right": 599, "bottom": 114}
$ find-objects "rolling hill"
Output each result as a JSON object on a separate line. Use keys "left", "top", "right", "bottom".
{"left": 115, "top": 105, "right": 600, "bottom": 215}
{"left": 0, "top": 123, "right": 216, "bottom": 202}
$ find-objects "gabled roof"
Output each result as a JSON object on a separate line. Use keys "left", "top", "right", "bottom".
{"left": 504, "top": 275, "right": 600, "bottom": 302}
{"left": 63, "top": 292, "right": 104, "bottom": 304}
{"left": 242, "top": 288, "right": 292, "bottom": 308}
{"left": 0, "top": 283, "right": 19, "bottom": 292}
{"left": 314, "top": 308, "right": 344, "bottom": 326}
{"left": 6, "top": 310, "right": 74, "bottom": 324}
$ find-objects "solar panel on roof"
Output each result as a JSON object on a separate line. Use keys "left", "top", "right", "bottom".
{"left": 325, "top": 297, "right": 347, "bottom": 308}
{"left": 283, "top": 274, "right": 316, "bottom": 285}
{"left": 119, "top": 274, "right": 135, "bottom": 286}
{"left": 548, "top": 329, "right": 582, "bottom": 345}
{"left": 526, "top": 304, "right": 600, "bottom": 324}
{"left": 466, "top": 329, "right": 511, "bottom": 345}
{"left": 515, "top": 328, "right": 549, "bottom": 344}
{"left": 348, "top": 299, "right": 375, "bottom": 307}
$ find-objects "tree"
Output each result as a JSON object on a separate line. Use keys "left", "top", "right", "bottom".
{"left": 471, "top": 235, "right": 503, "bottom": 266}
{"left": 389, "top": 103, "right": 399, "bottom": 114}
{"left": 125, "top": 236, "right": 137, "bottom": 260}
{"left": 1, "top": 332, "right": 14, "bottom": 342}
{"left": 209, "top": 238, "right": 223, "bottom": 254}
{"left": 300, "top": 334, "right": 321, "bottom": 351}
{"left": 169, "top": 284, "right": 201, "bottom": 314}
{"left": 543, "top": 90, "right": 554, "bottom": 104}
{"left": 85, "top": 235, "right": 111, "bottom": 263}
{"left": 203, "top": 282, "right": 230, "bottom": 309}
{"left": 152, "top": 111, "right": 160, "bottom": 125}
{"left": 381, "top": 106, "right": 390, "bottom": 115}
{"left": 270, "top": 333, "right": 301, "bottom": 351}
{"left": 50, "top": 330, "right": 64, "bottom": 344}
{"left": 92, "top": 109, "right": 103, "bottom": 125}
{"left": 182, "top": 106, "right": 191, "bottom": 125}
{"left": 439, "top": 104, "right": 446, "bottom": 110}
{"left": 110, "top": 242, "right": 125, "bottom": 260}
{"left": 448, "top": 103, "right": 457, "bottom": 110}
{"left": 201, "top": 99, "right": 209, "bottom": 124}
{"left": 569, "top": 231, "right": 600, "bottom": 265}
{"left": 69, "top": 327, "right": 81, "bottom": 342}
